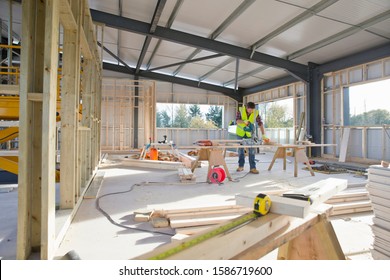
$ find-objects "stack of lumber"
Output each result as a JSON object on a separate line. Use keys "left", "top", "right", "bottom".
{"left": 325, "top": 187, "right": 372, "bottom": 216}
{"left": 178, "top": 167, "right": 196, "bottom": 183}
{"left": 366, "top": 165, "right": 390, "bottom": 259}
{"left": 134, "top": 205, "right": 252, "bottom": 236}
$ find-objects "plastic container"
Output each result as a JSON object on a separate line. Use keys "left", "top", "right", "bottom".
{"left": 149, "top": 148, "right": 158, "bottom": 160}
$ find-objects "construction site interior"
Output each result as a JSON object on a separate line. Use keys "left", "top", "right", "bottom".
{"left": 0, "top": 0, "right": 390, "bottom": 261}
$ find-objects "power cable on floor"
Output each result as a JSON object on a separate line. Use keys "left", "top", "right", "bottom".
{"left": 96, "top": 175, "right": 249, "bottom": 235}
{"left": 95, "top": 182, "right": 174, "bottom": 236}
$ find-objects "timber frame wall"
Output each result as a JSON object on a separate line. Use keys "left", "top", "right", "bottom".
{"left": 101, "top": 78, "right": 156, "bottom": 151}
{"left": 100, "top": 78, "right": 238, "bottom": 150}
{"left": 17, "top": 0, "right": 102, "bottom": 259}
{"left": 321, "top": 57, "right": 390, "bottom": 163}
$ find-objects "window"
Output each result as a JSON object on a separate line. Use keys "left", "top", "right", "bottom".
{"left": 156, "top": 103, "right": 224, "bottom": 128}
{"left": 345, "top": 79, "right": 390, "bottom": 126}
{"left": 257, "top": 99, "right": 293, "bottom": 128}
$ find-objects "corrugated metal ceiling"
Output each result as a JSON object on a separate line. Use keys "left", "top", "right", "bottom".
{"left": 88, "top": 0, "right": 390, "bottom": 98}
{"left": 2, "top": 0, "right": 388, "bottom": 99}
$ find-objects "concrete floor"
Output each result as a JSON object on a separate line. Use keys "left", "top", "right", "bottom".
{"left": 0, "top": 152, "right": 374, "bottom": 260}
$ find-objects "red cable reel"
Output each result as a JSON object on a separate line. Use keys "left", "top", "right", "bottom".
{"left": 208, "top": 167, "right": 226, "bottom": 184}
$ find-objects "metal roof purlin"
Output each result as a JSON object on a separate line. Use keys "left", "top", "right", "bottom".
{"left": 146, "top": 0, "right": 184, "bottom": 70}
{"left": 172, "top": 0, "right": 256, "bottom": 76}
{"left": 98, "top": 42, "right": 134, "bottom": 74}
{"left": 200, "top": 0, "right": 338, "bottom": 84}
{"left": 145, "top": 54, "right": 224, "bottom": 72}
{"left": 287, "top": 10, "right": 390, "bottom": 60}
{"left": 249, "top": 0, "right": 339, "bottom": 58}
{"left": 135, "top": 0, "right": 167, "bottom": 74}
{"left": 242, "top": 5, "right": 390, "bottom": 91}
{"left": 203, "top": 0, "right": 339, "bottom": 86}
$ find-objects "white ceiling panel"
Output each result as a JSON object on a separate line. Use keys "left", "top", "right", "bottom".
{"left": 119, "top": 48, "right": 142, "bottom": 68}
{"left": 238, "top": 76, "right": 269, "bottom": 88}
{"left": 218, "top": 0, "right": 305, "bottom": 48}
{"left": 89, "top": 0, "right": 119, "bottom": 15}
{"left": 118, "top": 32, "right": 146, "bottom": 51}
{"left": 103, "top": 27, "right": 119, "bottom": 44}
{"left": 206, "top": 68, "right": 237, "bottom": 85}
{"left": 264, "top": 16, "right": 350, "bottom": 56}
{"left": 223, "top": 59, "right": 267, "bottom": 76}
{"left": 170, "top": 0, "right": 243, "bottom": 38}
{"left": 318, "top": 0, "right": 390, "bottom": 25}
{"left": 148, "top": 56, "right": 187, "bottom": 72}
{"left": 252, "top": 67, "right": 288, "bottom": 81}
{"left": 276, "top": 0, "right": 323, "bottom": 9}
{"left": 292, "top": 32, "right": 389, "bottom": 65}
{"left": 179, "top": 63, "right": 225, "bottom": 82}
{"left": 121, "top": 0, "right": 161, "bottom": 23}
{"left": 192, "top": 51, "right": 230, "bottom": 67}
{"left": 367, "top": 19, "right": 390, "bottom": 38}
{"left": 153, "top": 40, "right": 199, "bottom": 61}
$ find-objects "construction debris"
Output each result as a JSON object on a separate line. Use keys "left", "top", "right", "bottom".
{"left": 304, "top": 164, "right": 348, "bottom": 174}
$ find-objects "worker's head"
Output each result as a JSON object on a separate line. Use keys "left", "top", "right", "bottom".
{"left": 246, "top": 102, "right": 256, "bottom": 113}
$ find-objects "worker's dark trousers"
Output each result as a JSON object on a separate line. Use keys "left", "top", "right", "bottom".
{"left": 237, "top": 138, "right": 257, "bottom": 169}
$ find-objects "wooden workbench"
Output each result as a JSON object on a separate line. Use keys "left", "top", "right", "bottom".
{"left": 179, "top": 142, "right": 336, "bottom": 178}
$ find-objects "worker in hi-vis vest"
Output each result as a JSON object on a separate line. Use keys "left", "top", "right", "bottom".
{"left": 236, "top": 102, "right": 269, "bottom": 174}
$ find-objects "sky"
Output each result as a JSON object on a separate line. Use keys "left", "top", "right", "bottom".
{"left": 349, "top": 79, "right": 390, "bottom": 116}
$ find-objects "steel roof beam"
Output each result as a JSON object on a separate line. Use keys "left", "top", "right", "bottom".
{"left": 135, "top": 0, "right": 166, "bottom": 74}
{"left": 146, "top": 0, "right": 184, "bottom": 70}
{"left": 103, "top": 62, "right": 241, "bottom": 101}
{"left": 90, "top": 9, "right": 308, "bottom": 78}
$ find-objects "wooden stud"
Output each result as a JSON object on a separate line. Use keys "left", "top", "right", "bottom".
{"left": 60, "top": 0, "right": 82, "bottom": 209}
{"left": 40, "top": 0, "right": 60, "bottom": 260}
{"left": 17, "top": 0, "right": 45, "bottom": 260}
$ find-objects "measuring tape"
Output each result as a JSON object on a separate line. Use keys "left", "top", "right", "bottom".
{"left": 253, "top": 193, "right": 272, "bottom": 216}
{"left": 148, "top": 193, "right": 271, "bottom": 260}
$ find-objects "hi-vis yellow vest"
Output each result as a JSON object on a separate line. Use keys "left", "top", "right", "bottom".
{"left": 236, "top": 106, "right": 259, "bottom": 138}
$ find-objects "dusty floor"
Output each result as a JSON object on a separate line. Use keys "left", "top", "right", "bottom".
{"left": 0, "top": 152, "right": 374, "bottom": 260}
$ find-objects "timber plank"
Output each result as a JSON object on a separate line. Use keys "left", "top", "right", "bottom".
{"left": 135, "top": 213, "right": 291, "bottom": 260}
{"left": 165, "top": 207, "right": 251, "bottom": 220}
{"left": 155, "top": 205, "right": 245, "bottom": 217}
{"left": 170, "top": 214, "right": 245, "bottom": 228}
{"left": 84, "top": 171, "right": 105, "bottom": 199}
{"left": 236, "top": 193, "right": 310, "bottom": 218}
{"left": 339, "top": 127, "right": 350, "bottom": 162}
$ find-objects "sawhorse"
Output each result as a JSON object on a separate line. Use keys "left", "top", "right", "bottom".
{"left": 191, "top": 148, "right": 233, "bottom": 183}
{"left": 268, "top": 145, "right": 315, "bottom": 177}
